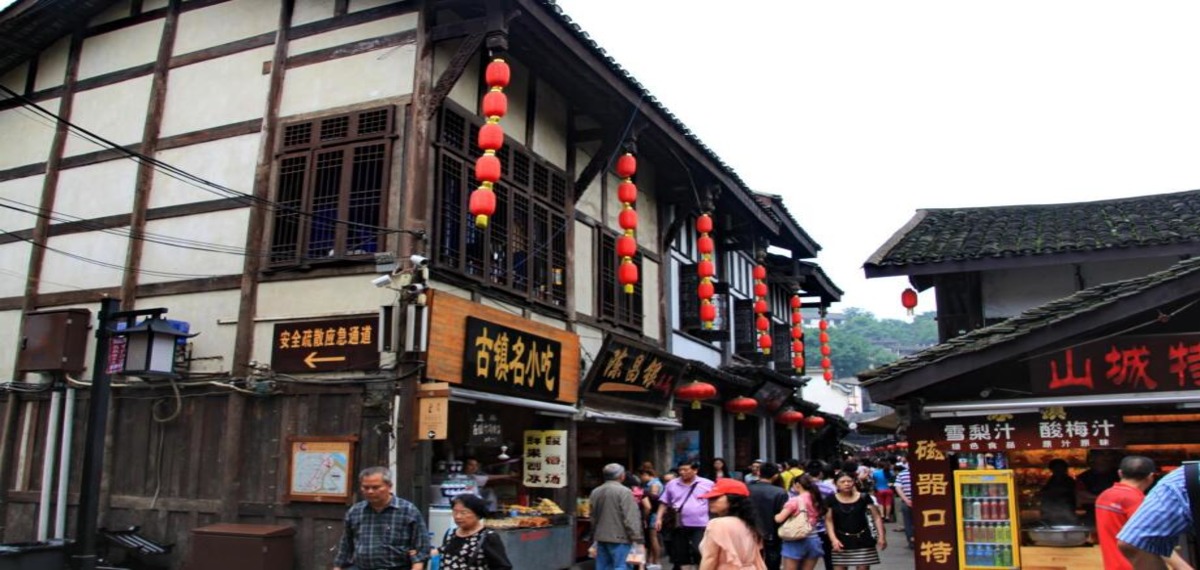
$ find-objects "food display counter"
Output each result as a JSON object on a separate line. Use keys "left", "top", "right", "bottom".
{"left": 480, "top": 500, "right": 573, "bottom": 570}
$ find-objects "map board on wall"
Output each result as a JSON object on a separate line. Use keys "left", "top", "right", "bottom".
{"left": 284, "top": 435, "right": 358, "bottom": 504}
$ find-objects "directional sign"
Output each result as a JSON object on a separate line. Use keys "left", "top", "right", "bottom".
{"left": 271, "top": 316, "right": 380, "bottom": 373}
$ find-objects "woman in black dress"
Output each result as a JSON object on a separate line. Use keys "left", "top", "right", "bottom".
{"left": 439, "top": 494, "right": 513, "bottom": 570}
{"left": 824, "top": 472, "right": 886, "bottom": 570}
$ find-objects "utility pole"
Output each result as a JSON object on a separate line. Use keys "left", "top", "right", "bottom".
{"left": 72, "top": 297, "right": 118, "bottom": 570}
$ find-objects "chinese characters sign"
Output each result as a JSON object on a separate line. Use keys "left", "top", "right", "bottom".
{"left": 906, "top": 422, "right": 958, "bottom": 570}
{"left": 271, "top": 316, "right": 379, "bottom": 373}
{"left": 1030, "top": 334, "right": 1200, "bottom": 395}
{"left": 935, "top": 409, "right": 1123, "bottom": 452}
{"left": 463, "top": 317, "right": 562, "bottom": 402}
{"left": 584, "top": 336, "right": 687, "bottom": 404}
{"left": 469, "top": 413, "right": 503, "bottom": 446}
{"left": 523, "top": 430, "right": 567, "bottom": 488}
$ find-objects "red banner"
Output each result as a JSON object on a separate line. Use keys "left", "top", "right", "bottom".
{"left": 908, "top": 422, "right": 959, "bottom": 569}
{"left": 1030, "top": 333, "right": 1200, "bottom": 395}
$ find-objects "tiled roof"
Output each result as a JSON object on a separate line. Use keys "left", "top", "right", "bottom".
{"left": 865, "top": 189, "right": 1200, "bottom": 272}
{"left": 859, "top": 256, "right": 1200, "bottom": 389}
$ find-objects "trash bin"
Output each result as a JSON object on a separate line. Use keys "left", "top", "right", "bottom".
{"left": 189, "top": 523, "right": 294, "bottom": 570}
{"left": 0, "top": 539, "right": 70, "bottom": 570}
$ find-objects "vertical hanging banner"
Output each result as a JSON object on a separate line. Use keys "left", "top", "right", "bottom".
{"left": 523, "top": 430, "right": 568, "bottom": 488}
{"left": 907, "top": 422, "right": 958, "bottom": 570}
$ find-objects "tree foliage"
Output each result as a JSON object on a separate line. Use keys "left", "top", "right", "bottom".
{"left": 803, "top": 309, "right": 938, "bottom": 378}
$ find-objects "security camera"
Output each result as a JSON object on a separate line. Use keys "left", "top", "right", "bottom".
{"left": 410, "top": 254, "right": 429, "bottom": 268}
{"left": 371, "top": 275, "right": 392, "bottom": 288}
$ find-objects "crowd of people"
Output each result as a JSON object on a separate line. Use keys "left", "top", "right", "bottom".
{"left": 586, "top": 456, "right": 911, "bottom": 570}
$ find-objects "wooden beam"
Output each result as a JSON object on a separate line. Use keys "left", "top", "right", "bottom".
{"left": 423, "top": 29, "right": 485, "bottom": 121}
{"left": 0, "top": 197, "right": 248, "bottom": 246}
{"left": 286, "top": 31, "right": 416, "bottom": 69}
{"left": 429, "top": 16, "right": 486, "bottom": 43}
{"left": 573, "top": 136, "right": 617, "bottom": 201}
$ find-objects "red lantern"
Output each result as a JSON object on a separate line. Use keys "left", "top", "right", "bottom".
{"left": 482, "top": 90, "right": 507, "bottom": 118}
{"left": 619, "top": 208, "right": 638, "bottom": 230}
{"left": 695, "top": 213, "right": 713, "bottom": 234}
{"left": 791, "top": 312, "right": 802, "bottom": 325}
{"left": 821, "top": 357, "right": 832, "bottom": 369}
{"left": 819, "top": 319, "right": 828, "bottom": 332}
{"left": 791, "top": 296, "right": 802, "bottom": 309}
{"left": 756, "top": 316, "right": 769, "bottom": 331}
{"left": 802, "top": 416, "right": 826, "bottom": 430}
{"left": 697, "top": 260, "right": 715, "bottom": 278}
{"left": 695, "top": 212, "right": 717, "bottom": 330}
{"left": 478, "top": 123, "right": 504, "bottom": 151}
{"left": 753, "top": 265, "right": 767, "bottom": 280}
{"left": 820, "top": 345, "right": 831, "bottom": 357}
{"left": 619, "top": 261, "right": 638, "bottom": 294}
{"left": 897, "top": 441, "right": 909, "bottom": 449}
{"left": 792, "top": 356, "right": 804, "bottom": 369}
{"left": 791, "top": 340, "right": 803, "bottom": 353}
{"left": 901, "top": 287, "right": 918, "bottom": 316}
{"left": 819, "top": 332, "right": 829, "bottom": 344}
{"left": 475, "top": 154, "right": 501, "bottom": 183}
{"left": 697, "top": 281, "right": 714, "bottom": 300}
{"left": 616, "top": 154, "right": 637, "bottom": 179}
{"left": 724, "top": 396, "right": 758, "bottom": 420}
{"left": 791, "top": 328, "right": 801, "bottom": 339}
{"left": 775, "top": 409, "right": 805, "bottom": 425}
{"left": 758, "top": 335, "right": 772, "bottom": 351}
{"left": 675, "top": 381, "right": 717, "bottom": 410}
{"left": 616, "top": 235, "right": 637, "bottom": 258}
{"left": 697, "top": 235, "right": 714, "bottom": 254}
{"left": 819, "top": 315, "right": 832, "bottom": 383}
{"left": 754, "top": 282, "right": 768, "bottom": 297}
{"left": 485, "top": 59, "right": 510, "bottom": 88}
{"left": 468, "top": 187, "right": 496, "bottom": 228}
{"left": 887, "top": 444, "right": 897, "bottom": 451}
{"left": 700, "top": 303, "right": 717, "bottom": 323}
{"left": 823, "top": 370, "right": 833, "bottom": 382}
{"left": 754, "top": 300, "right": 768, "bottom": 314}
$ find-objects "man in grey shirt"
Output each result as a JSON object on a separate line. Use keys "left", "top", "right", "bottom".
{"left": 589, "top": 463, "right": 644, "bottom": 570}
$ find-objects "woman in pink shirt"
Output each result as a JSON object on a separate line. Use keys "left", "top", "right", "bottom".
{"left": 775, "top": 474, "right": 825, "bottom": 570}
{"left": 697, "top": 479, "right": 767, "bottom": 570}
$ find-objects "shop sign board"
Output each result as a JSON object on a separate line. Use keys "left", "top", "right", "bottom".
{"left": 583, "top": 335, "right": 688, "bottom": 404}
{"left": 751, "top": 380, "right": 792, "bottom": 414}
{"left": 930, "top": 408, "right": 1123, "bottom": 452}
{"left": 523, "top": 430, "right": 567, "bottom": 488}
{"left": 271, "top": 316, "right": 379, "bottom": 373}
{"left": 907, "top": 422, "right": 959, "bottom": 570}
{"left": 462, "top": 317, "right": 562, "bottom": 402}
{"left": 1030, "top": 333, "right": 1200, "bottom": 396}
{"left": 468, "top": 413, "right": 503, "bottom": 446}
{"left": 417, "top": 382, "right": 450, "bottom": 441}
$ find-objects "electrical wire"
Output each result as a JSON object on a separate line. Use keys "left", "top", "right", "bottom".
{"left": 0, "top": 84, "right": 424, "bottom": 238}
{"left": 0, "top": 226, "right": 225, "bottom": 279}
{"left": 151, "top": 376, "right": 183, "bottom": 422}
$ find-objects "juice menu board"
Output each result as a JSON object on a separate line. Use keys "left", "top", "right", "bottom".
{"left": 954, "top": 470, "right": 1020, "bottom": 569}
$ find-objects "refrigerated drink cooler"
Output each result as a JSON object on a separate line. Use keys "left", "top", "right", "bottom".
{"left": 954, "top": 469, "right": 1021, "bottom": 570}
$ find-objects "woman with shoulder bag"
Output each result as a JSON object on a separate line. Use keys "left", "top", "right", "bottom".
{"left": 440, "top": 494, "right": 513, "bottom": 570}
{"left": 774, "top": 474, "right": 824, "bottom": 570}
{"left": 824, "top": 472, "right": 885, "bottom": 570}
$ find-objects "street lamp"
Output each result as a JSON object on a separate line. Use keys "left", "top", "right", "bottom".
{"left": 74, "top": 302, "right": 190, "bottom": 570}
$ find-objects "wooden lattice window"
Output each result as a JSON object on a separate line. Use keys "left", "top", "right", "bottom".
{"left": 269, "top": 107, "right": 395, "bottom": 267}
{"left": 598, "top": 231, "right": 644, "bottom": 331}
{"left": 434, "top": 105, "right": 570, "bottom": 308}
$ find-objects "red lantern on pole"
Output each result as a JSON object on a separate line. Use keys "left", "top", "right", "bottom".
{"left": 468, "top": 58, "right": 510, "bottom": 229}
{"left": 675, "top": 381, "right": 717, "bottom": 410}
{"left": 901, "top": 287, "right": 918, "bottom": 316}
{"left": 775, "top": 409, "right": 805, "bottom": 426}
{"left": 615, "top": 151, "right": 639, "bottom": 294}
{"left": 696, "top": 212, "right": 716, "bottom": 330}
{"left": 724, "top": 396, "right": 758, "bottom": 420}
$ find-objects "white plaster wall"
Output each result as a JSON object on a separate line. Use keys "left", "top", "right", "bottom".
{"left": 78, "top": 19, "right": 164, "bottom": 80}
{"left": 573, "top": 221, "right": 595, "bottom": 317}
{"left": 149, "top": 134, "right": 260, "bottom": 208}
{"left": 0, "top": 176, "right": 44, "bottom": 230}
{"left": 1, "top": 62, "right": 26, "bottom": 92}
{"left": 350, "top": 0, "right": 397, "bottom": 12}
{"left": 35, "top": 38, "right": 71, "bottom": 92}
{"left": 0, "top": 310, "right": 22, "bottom": 379}
{"left": 64, "top": 76, "right": 153, "bottom": 156}
{"left": 576, "top": 322, "right": 605, "bottom": 373}
{"left": 138, "top": 209, "right": 250, "bottom": 285}
{"left": 290, "top": 14, "right": 416, "bottom": 55}
{"left": 643, "top": 258, "right": 660, "bottom": 340}
{"left": 252, "top": 275, "right": 398, "bottom": 364}
{"left": 0, "top": 99, "right": 61, "bottom": 170}
{"left": 635, "top": 163, "right": 659, "bottom": 252}
{"left": 161, "top": 46, "right": 272, "bottom": 137}
{"left": 1081, "top": 257, "right": 1177, "bottom": 288}
{"left": 145, "top": 0, "right": 169, "bottom": 12}
{"left": 574, "top": 146, "right": 603, "bottom": 220}
{"left": 670, "top": 333, "right": 721, "bottom": 367}
{"left": 0, "top": 243, "right": 32, "bottom": 298}
{"left": 502, "top": 59, "right": 529, "bottom": 144}
{"left": 89, "top": 1, "right": 132, "bottom": 26}
{"left": 532, "top": 79, "right": 567, "bottom": 170}
{"left": 40, "top": 232, "right": 130, "bottom": 293}
{"left": 293, "top": 0, "right": 336, "bottom": 26}
{"left": 55, "top": 159, "right": 138, "bottom": 220}
{"left": 279, "top": 46, "right": 415, "bottom": 116}
{"left": 434, "top": 38, "right": 479, "bottom": 112}
{"left": 174, "top": 0, "right": 279, "bottom": 55}
{"left": 981, "top": 266, "right": 1077, "bottom": 319}
{"left": 481, "top": 296, "right": 524, "bottom": 316}
{"left": 139, "top": 289, "right": 241, "bottom": 373}
{"left": 802, "top": 381, "right": 852, "bottom": 416}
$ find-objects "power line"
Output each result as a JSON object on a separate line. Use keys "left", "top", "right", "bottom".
{"left": 0, "top": 226, "right": 225, "bottom": 280}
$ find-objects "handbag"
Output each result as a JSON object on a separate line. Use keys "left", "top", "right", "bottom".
{"left": 778, "top": 503, "right": 814, "bottom": 540}
{"left": 661, "top": 482, "right": 698, "bottom": 532}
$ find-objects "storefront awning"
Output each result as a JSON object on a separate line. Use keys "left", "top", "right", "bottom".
{"left": 923, "top": 389, "right": 1200, "bottom": 418}
{"left": 449, "top": 387, "right": 578, "bottom": 417}
{"left": 580, "top": 408, "right": 682, "bottom": 429}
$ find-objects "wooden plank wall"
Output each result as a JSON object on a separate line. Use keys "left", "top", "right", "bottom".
{"left": 1, "top": 386, "right": 381, "bottom": 570}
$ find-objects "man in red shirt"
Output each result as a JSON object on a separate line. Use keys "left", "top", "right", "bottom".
{"left": 1095, "top": 455, "right": 1156, "bottom": 570}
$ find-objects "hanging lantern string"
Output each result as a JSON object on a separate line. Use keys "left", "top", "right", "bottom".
{"left": 616, "top": 151, "right": 639, "bottom": 294}
{"left": 696, "top": 212, "right": 716, "bottom": 329}
{"left": 468, "top": 57, "right": 511, "bottom": 229}
{"left": 754, "top": 262, "right": 771, "bottom": 355}
{"left": 791, "top": 293, "right": 804, "bottom": 371}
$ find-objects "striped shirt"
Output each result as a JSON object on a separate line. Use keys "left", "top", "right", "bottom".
{"left": 334, "top": 495, "right": 431, "bottom": 569}
{"left": 1116, "top": 468, "right": 1191, "bottom": 557}
{"left": 894, "top": 469, "right": 912, "bottom": 499}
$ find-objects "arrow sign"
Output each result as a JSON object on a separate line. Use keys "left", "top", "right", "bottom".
{"left": 305, "top": 352, "right": 346, "bottom": 369}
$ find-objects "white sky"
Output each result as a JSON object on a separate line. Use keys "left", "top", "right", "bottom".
{"left": 556, "top": 0, "right": 1200, "bottom": 320}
